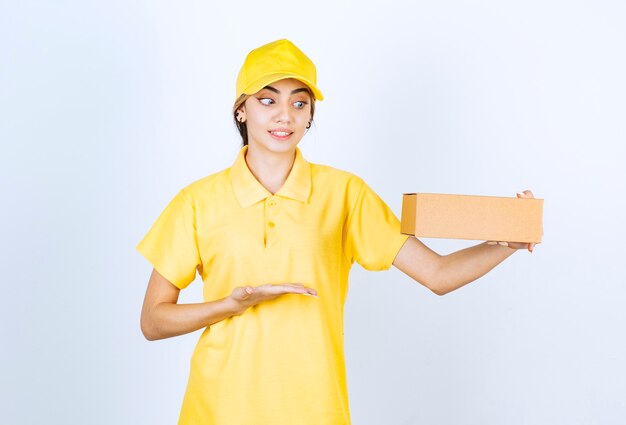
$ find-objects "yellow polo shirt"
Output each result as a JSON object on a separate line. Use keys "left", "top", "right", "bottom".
{"left": 136, "top": 146, "right": 409, "bottom": 425}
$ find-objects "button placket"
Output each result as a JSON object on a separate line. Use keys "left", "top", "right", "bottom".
{"left": 264, "top": 196, "right": 281, "bottom": 249}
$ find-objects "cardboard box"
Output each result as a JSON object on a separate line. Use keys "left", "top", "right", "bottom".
{"left": 401, "top": 193, "right": 543, "bottom": 243}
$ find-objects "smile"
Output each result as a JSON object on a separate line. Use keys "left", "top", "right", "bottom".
{"left": 268, "top": 130, "right": 293, "bottom": 139}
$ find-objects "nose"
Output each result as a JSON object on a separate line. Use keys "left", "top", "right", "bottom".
{"left": 274, "top": 100, "right": 291, "bottom": 123}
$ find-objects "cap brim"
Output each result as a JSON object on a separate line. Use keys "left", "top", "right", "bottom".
{"left": 242, "top": 72, "right": 324, "bottom": 101}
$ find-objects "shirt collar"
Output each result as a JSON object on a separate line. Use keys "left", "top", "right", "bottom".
{"left": 230, "top": 145, "right": 312, "bottom": 208}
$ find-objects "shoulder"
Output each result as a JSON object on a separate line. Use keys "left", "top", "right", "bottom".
{"left": 308, "top": 161, "right": 392, "bottom": 215}
{"left": 178, "top": 166, "right": 232, "bottom": 203}
{"left": 309, "top": 161, "right": 365, "bottom": 192}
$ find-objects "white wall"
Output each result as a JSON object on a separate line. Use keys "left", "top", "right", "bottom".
{"left": 1, "top": 0, "right": 625, "bottom": 423}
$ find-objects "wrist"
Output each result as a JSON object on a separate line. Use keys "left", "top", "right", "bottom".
{"left": 222, "top": 295, "right": 246, "bottom": 317}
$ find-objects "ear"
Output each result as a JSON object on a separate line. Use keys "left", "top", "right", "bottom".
{"left": 236, "top": 107, "right": 247, "bottom": 123}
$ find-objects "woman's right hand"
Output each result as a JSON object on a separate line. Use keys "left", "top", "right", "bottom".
{"left": 228, "top": 283, "right": 318, "bottom": 315}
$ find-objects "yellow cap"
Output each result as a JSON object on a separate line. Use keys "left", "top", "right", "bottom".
{"left": 236, "top": 39, "right": 324, "bottom": 102}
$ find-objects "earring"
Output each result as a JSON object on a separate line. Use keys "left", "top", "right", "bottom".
{"left": 306, "top": 121, "right": 311, "bottom": 129}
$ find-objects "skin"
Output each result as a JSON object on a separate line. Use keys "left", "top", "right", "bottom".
{"left": 140, "top": 78, "right": 538, "bottom": 340}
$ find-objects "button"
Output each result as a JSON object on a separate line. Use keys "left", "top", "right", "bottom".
{"left": 269, "top": 200, "right": 277, "bottom": 207}
{"left": 268, "top": 221, "right": 275, "bottom": 228}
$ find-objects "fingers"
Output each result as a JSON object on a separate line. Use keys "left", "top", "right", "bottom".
{"left": 516, "top": 189, "right": 535, "bottom": 199}
{"left": 271, "top": 283, "right": 318, "bottom": 297}
{"left": 232, "top": 285, "right": 254, "bottom": 301}
{"left": 251, "top": 283, "right": 318, "bottom": 297}
{"left": 488, "top": 240, "right": 537, "bottom": 252}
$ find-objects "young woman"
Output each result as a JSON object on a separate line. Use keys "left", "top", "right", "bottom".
{"left": 137, "top": 39, "right": 537, "bottom": 425}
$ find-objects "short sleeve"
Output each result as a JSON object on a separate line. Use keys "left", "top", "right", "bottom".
{"left": 136, "top": 188, "right": 201, "bottom": 289}
{"left": 344, "top": 180, "right": 410, "bottom": 271}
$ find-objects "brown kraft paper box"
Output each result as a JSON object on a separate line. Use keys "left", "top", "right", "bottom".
{"left": 401, "top": 193, "right": 544, "bottom": 243}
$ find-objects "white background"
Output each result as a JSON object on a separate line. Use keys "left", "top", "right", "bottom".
{"left": 2, "top": 1, "right": 625, "bottom": 424}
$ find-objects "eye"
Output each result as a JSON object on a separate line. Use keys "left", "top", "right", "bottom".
{"left": 258, "top": 97, "right": 274, "bottom": 106}
{"left": 293, "top": 100, "right": 308, "bottom": 109}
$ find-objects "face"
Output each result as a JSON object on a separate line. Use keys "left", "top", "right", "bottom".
{"left": 238, "top": 78, "right": 312, "bottom": 155}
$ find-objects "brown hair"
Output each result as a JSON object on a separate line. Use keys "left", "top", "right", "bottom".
{"left": 232, "top": 88, "right": 316, "bottom": 147}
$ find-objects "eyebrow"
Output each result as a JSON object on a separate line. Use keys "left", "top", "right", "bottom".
{"left": 263, "top": 85, "right": 310, "bottom": 96}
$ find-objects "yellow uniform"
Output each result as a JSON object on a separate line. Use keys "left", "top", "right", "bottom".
{"left": 137, "top": 146, "right": 409, "bottom": 424}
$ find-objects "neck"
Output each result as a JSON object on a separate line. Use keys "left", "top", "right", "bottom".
{"left": 244, "top": 145, "right": 296, "bottom": 195}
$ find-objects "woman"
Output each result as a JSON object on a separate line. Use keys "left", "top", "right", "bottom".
{"left": 137, "top": 39, "right": 536, "bottom": 425}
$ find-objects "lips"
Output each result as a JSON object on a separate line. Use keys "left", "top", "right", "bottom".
{"left": 268, "top": 128, "right": 293, "bottom": 136}
{"left": 268, "top": 129, "right": 294, "bottom": 140}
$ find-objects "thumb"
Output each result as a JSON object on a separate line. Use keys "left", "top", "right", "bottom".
{"left": 235, "top": 286, "right": 254, "bottom": 300}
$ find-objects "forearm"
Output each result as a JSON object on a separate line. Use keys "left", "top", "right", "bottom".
{"left": 434, "top": 242, "right": 516, "bottom": 295}
{"left": 142, "top": 297, "right": 240, "bottom": 341}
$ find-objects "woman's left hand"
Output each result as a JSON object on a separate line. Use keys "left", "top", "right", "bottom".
{"left": 486, "top": 189, "right": 540, "bottom": 253}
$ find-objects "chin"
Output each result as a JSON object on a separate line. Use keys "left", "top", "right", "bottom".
{"left": 251, "top": 138, "right": 302, "bottom": 154}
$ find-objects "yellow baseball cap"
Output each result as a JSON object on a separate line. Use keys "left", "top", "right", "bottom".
{"left": 235, "top": 39, "right": 324, "bottom": 102}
